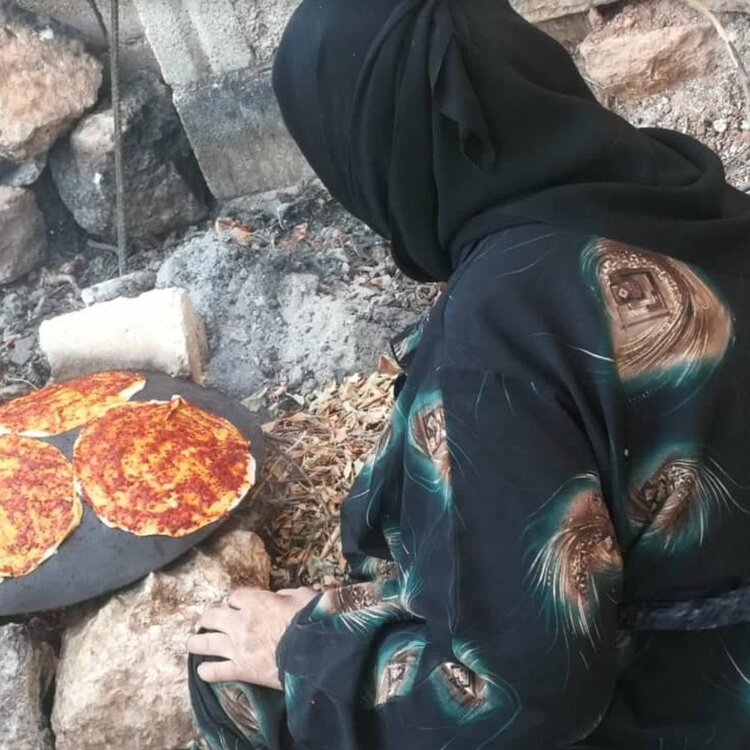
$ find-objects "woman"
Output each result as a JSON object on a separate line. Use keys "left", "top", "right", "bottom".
{"left": 187, "top": 1, "right": 750, "bottom": 747}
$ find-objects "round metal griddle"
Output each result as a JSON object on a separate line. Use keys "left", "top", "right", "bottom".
{"left": 0, "top": 373, "right": 265, "bottom": 616}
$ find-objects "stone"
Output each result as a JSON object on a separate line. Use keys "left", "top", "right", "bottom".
{"left": 0, "top": 381, "right": 32, "bottom": 404}
{"left": 0, "top": 624, "right": 56, "bottom": 750}
{"left": 131, "top": 0, "right": 300, "bottom": 87}
{"left": 51, "top": 530, "right": 270, "bottom": 750}
{"left": 9, "top": 334, "right": 35, "bottom": 366}
{"left": 16, "top": 0, "right": 159, "bottom": 76}
{"left": 0, "top": 154, "right": 47, "bottom": 187}
{"left": 537, "top": 12, "right": 592, "bottom": 45}
{"left": 172, "top": 68, "right": 313, "bottom": 201}
{"left": 0, "top": 2, "right": 102, "bottom": 162}
{"left": 156, "top": 230, "right": 417, "bottom": 398}
{"left": 510, "top": 0, "right": 618, "bottom": 23}
{"left": 49, "top": 70, "right": 208, "bottom": 241}
{"left": 703, "top": 0, "right": 750, "bottom": 10}
{"left": 39, "top": 287, "right": 207, "bottom": 382}
{"left": 0, "top": 186, "right": 46, "bottom": 284}
{"left": 580, "top": 23, "right": 717, "bottom": 100}
{"left": 80, "top": 269, "right": 156, "bottom": 306}
{"left": 713, "top": 118, "right": 729, "bottom": 133}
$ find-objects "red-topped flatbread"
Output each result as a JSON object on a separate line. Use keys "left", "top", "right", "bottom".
{"left": 73, "top": 397, "right": 256, "bottom": 537}
{"left": 0, "top": 371, "right": 146, "bottom": 437}
{"left": 0, "top": 435, "right": 81, "bottom": 580}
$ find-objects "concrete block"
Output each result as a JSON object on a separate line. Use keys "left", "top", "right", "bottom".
{"left": 131, "top": 0, "right": 299, "bottom": 87}
{"left": 39, "top": 287, "right": 207, "bottom": 382}
{"left": 131, "top": 0, "right": 252, "bottom": 87}
{"left": 173, "top": 68, "right": 313, "bottom": 200}
{"left": 131, "top": 0, "right": 310, "bottom": 198}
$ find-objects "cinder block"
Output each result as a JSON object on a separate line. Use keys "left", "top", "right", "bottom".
{"left": 172, "top": 69, "right": 312, "bottom": 200}
{"left": 39, "top": 288, "right": 207, "bottom": 382}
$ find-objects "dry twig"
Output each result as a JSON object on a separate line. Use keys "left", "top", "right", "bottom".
{"left": 254, "top": 373, "right": 394, "bottom": 589}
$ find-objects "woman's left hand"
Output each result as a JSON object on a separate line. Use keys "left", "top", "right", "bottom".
{"left": 188, "top": 587, "right": 318, "bottom": 689}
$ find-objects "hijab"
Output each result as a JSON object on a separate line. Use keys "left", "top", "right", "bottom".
{"left": 272, "top": 0, "right": 750, "bottom": 282}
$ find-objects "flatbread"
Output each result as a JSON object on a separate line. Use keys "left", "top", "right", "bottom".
{"left": 74, "top": 397, "right": 256, "bottom": 538}
{"left": 0, "top": 435, "right": 81, "bottom": 580}
{"left": 0, "top": 372, "right": 146, "bottom": 437}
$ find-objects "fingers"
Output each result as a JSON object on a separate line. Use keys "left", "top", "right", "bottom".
{"left": 196, "top": 659, "right": 241, "bottom": 684}
{"left": 198, "top": 607, "right": 236, "bottom": 634}
{"left": 187, "top": 631, "right": 232, "bottom": 659}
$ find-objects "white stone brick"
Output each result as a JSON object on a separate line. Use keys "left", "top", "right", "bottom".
{"left": 39, "top": 288, "right": 207, "bottom": 382}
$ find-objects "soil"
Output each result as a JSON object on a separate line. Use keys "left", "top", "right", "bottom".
{"left": 0, "top": 176, "right": 435, "bottom": 403}
{"left": 590, "top": 0, "right": 750, "bottom": 189}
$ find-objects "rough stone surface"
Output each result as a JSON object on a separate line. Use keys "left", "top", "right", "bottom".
{"left": 39, "top": 287, "right": 207, "bottom": 382}
{"left": 16, "top": 0, "right": 159, "bottom": 75}
{"left": 80, "top": 269, "right": 156, "bottom": 306}
{"left": 523, "top": 0, "right": 749, "bottom": 22}
{"left": 703, "top": 0, "right": 750, "bottom": 10}
{"left": 580, "top": 22, "right": 717, "bottom": 99}
{"left": 156, "top": 229, "right": 417, "bottom": 398}
{"left": 132, "top": 0, "right": 300, "bottom": 87}
{"left": 510, "top": 0, "right": 618, "bottom": 23}
{"left": 52, "top": 529, "right": 271, "bottom": 750}
{"left": 0, "top": 624, "right": 56, "bottom": 750}
{"left": 50, "top": 70, "right": 209, "bottom": 241}
{"left": 173, "top": 68, "right": 313, "bottom": 201}
{"left": 0, "top": 186, "right": 46, "bottom": 284}
{"left": 0, "top": 1, "right": 102, "bottom": 162}
{"left": 0, "top": 154, "right": 46, "bottom": 187}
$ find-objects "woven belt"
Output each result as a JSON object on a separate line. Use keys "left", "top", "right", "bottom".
{"left": 619, "top": 581, "right": 750, "bottom": 631}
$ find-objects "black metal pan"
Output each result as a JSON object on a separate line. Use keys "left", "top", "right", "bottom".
{"left": 0, "top": 372, "right": 265, "bottom": 616}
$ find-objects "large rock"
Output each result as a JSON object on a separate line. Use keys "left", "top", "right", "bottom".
{"left": 52, "top": 530, "right": 270, "bottom": 750}
{"left": 156, "top": 231, "right": 416, "bottom": 397}
{"left": 16, "top": 0, "right": 159, "bottom": 77}
{"left": 580, "top": 22, "right": 717, "bottom": 99}
{"left": 0, "top": 624, "right": 56, "bottom": 750}
{"left": 50, "top": 70, "right": 208, "bottom": 241}
{"left": 39, "top": 287, "right": 207, "bottom": 382}
{"left": 0, "top": 2, "right": 102, "bottom": 162}
{"left": 0, "top": 186, "right": 46, "bottom": 284}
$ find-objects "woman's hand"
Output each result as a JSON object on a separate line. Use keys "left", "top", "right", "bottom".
{"left": 188, "top": 587, "right": 318, "bottom": 689}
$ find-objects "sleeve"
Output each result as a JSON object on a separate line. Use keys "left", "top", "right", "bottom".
{"left": 276, "top": 368, "right": 624, "bottom": 749}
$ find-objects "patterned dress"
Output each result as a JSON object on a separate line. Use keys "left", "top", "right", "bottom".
{"left": 190, "top": 223, "right": 750, "bottom": 749}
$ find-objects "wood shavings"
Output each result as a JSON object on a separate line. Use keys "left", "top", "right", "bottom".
{"left": 251, "top": 372, "right": 394, "bottom": 590}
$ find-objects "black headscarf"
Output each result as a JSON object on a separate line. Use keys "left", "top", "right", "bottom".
{"left": 272, "top": 0, "right": 750, "bottom": 282}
